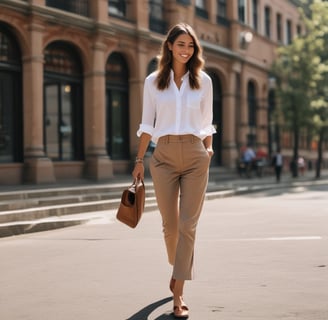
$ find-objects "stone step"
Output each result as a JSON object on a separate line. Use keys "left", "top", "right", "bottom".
{"left": 0, "top": 191, "right": 157, "bottom": 222}
{"left": 0, "top": 180, "right": 158, "bottom": 238}
{"left": 1, "top": 169, "right": 327, "bottom": 238}
{"left": 0, "top": 189, "right": 156, "bottom": 211}
{"left": 0, "top": 181, "right": 154, "bottom": 202}
{"left": 0, "top": 200, "right": 158, "bottom": 238}
{"left": 0, "top": 196, "right": 158, "bottom": 237}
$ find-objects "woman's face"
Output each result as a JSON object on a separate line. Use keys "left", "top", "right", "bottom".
{"left": 168, "top": 33, "right": 195, "bottom": 65}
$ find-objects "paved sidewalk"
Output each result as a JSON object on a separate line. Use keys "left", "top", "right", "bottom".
{"left": 1, "top": 167, "right": 327, "bottom": 239}
{"left": 1, "top": 181, "right": 327, "bottom": 320}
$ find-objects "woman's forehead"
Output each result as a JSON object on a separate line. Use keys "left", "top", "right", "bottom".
{"left": 174, "top": 33, "right": 194, "bottom": 43}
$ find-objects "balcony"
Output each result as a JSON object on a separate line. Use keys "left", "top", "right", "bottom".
{"left": 46, "top": 0, "right": 89, "bottom": 17}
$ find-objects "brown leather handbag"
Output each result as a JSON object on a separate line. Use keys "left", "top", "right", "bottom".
{"left": 116, "top": 179, "right": 145, "bottom": 228}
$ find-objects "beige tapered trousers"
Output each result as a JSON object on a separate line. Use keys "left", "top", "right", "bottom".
{"left": 149, "top": 134, "right": 210, "bottom": 280}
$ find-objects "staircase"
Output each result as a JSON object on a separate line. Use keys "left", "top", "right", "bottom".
{"left": 0, "top": 180, "right": 157, "bottom": 238}
{"left": 0, "top": 167, "right": 239, "bottom": 238}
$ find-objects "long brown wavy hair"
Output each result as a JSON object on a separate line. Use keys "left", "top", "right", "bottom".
{"left": 156, "top": 23, "right": 204, "bottom": 90}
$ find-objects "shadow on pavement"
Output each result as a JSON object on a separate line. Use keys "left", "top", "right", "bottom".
{"left": 126, "top": 296, "right": 174, "bottom": 320}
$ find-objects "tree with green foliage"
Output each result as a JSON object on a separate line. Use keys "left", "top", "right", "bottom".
{"left": 271, "top": 0, "right": 328, "bottom": 178}
{"left": 306, "top": 0, "right": 328, "bottom": 178}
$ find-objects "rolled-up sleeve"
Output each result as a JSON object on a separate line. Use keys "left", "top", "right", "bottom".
{"left": 200, "top": 74, "right": 217, "bottom": 139}
{"left": 137, "top": 76, "right": 156, "bottom": 137}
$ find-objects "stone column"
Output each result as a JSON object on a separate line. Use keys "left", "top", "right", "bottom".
{"left": 135, "top": 0, "right": 149, "bottom": 31}
{"left": 227, "top": 0, "right": 240, "bottom": 50}
{"left": 84, "top": 39, "right": 113, "bottom": 180}
{"left": 208, "top": 0, "right": 216, "bottom": 24}
{"left": 221, "top": 72, "right": 237, "bottom": 168}
{"left": 23, "top": 21, "right": 55, "bottom": 183}
{"left": 89, "top": 0, "right": 108, "bottom": 23}
{"left": 239, "top": 67, "right": 248, "bottom": 146}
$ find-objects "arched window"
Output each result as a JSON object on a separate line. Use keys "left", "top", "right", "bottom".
{"left": 0, "top": 24, "right": 22, "bottom": 163}
{"left": 147, "top": 58, "right": 158, "bottom": 75}
{"left": 106, "top": 52, "right": 129, "bottom": 160}
{"left": 207, "top": 71, "right": 223, "bottom": 166}
{"left": 44, "top": 41, "right": 84, "bottom": 161}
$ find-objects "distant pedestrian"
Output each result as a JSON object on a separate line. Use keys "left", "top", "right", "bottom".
{"left": 298, "top": 156, "right": 305, "bottom": 176}
{"left": 242, "top": 145, "right": 256, "bottom": 177}
{"left": 272, "top": 148, "right": 283, "bottom": 182}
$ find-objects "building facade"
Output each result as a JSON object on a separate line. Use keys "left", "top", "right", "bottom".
{"left": 0, "top": 0, "right": 305, "bottom": 184}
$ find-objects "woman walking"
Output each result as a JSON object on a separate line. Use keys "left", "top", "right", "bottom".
{"left": 132, "top": 23, "right": 215, "bottom": 318}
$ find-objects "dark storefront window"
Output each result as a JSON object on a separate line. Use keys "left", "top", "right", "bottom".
{"left": 106, "top": 53, "right": 130, "bottom": 160}
{"left": 0, "top": 25, "right": 22, "bottom": 163}
{"left": 44, "top": 42, "right": 84, "bottom": 161}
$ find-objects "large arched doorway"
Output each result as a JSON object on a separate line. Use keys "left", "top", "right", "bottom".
{"left": 43, "top": 41, "right": 84, "bottom": 161}
{"left": 0, "top": 24, "right": 22, "bottom": 163}
{"left": 208, "top": 71, "right": 223, "bottom": 166}
{"left": 106, "top": 52, "right": 129, "bottom": 160}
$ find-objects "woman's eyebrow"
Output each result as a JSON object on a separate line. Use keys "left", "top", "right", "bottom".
{"left": 176, "top": 40, "right": 194, "bottom": 45}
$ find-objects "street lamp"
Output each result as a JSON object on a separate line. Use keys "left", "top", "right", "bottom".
{"left": 240, "top": 31, "right": 253, "bottom": 50}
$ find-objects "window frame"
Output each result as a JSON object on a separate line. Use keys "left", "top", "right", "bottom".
{"left": 264, "top": 6, "right": 271, "bottom": 38}
{"left": 238, "top": 0, "right": 246, "bottom": 24}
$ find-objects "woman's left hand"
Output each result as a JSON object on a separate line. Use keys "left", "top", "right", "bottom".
{"left": 132, "top": 162, "right": 145, "bottom": 180}
{"left": 206, "top": 147, "right": 214, "bottom": 158}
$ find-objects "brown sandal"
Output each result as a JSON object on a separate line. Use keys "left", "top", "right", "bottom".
{"left": 173, "top": 305, "right": 189, "bottom": 318}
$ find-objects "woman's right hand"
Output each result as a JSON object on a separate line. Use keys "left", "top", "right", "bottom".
{"left": 132, "top": 162, "right": 145, "bottom": 180}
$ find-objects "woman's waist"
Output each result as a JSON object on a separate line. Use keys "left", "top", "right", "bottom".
{"left": 157, "top": 134, "right": 201, "bottom": 144}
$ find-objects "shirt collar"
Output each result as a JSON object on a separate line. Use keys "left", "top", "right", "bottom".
{"left": 170, "top": 69, "right": 190, "bottom": 82}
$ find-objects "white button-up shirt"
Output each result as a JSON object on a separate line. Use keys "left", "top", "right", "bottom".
{"left": 137, "top": 70, "right": 216, "bottom": 144}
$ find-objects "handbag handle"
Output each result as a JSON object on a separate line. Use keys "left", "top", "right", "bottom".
{"left": 129, "top": 178, "right": 144, "bottom": 193}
